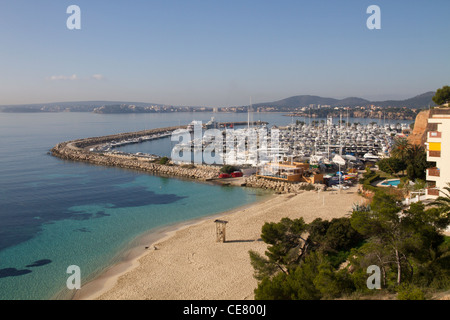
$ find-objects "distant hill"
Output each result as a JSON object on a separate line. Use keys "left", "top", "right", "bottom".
{"left": 0, "top": 101, "right": 164, "bottom": 113}
{"left": 371, "top": 92, "right": 436, "bottom": 109}
{"left": 251, "top": 92, "right": 436, "bottom": 109}
{"left": 0, "top": 91, "right": 437, "bottom": 113}
{"left": 254, "top": 95, "right": 340, "bottom": 108}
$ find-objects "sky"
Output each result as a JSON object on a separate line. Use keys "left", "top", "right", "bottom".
{"left": 0, "top": 0, "right": 449, "bottom": 107}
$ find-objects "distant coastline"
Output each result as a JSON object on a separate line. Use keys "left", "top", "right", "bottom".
{"left": 2, "top": 107, "right": 419, "bottom": 121}
{"left": 1, "top": 91, "right": 435, "bottom": 114}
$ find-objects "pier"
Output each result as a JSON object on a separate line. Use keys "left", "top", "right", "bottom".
{"left": 219, "top": 121, "right": 268, "bottom": 128}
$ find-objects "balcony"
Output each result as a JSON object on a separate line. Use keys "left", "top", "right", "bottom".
{"left": 427, "top": 168, "right": 440, "bottom": 177}
{"left": 428, "top": 150, "right": 441, "bottom": 158}
{"left": 428, "top": 131, "right": 442, "bottom": 139}
{"left": 427, "top": 188, "right": 440, "bottom": 197}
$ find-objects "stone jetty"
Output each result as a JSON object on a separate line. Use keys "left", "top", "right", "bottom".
{"left": 244, "top": 175, "right": 326, "bottom": 194}
{"left": 51, "top": 126, "right": 221, "bottom": 181}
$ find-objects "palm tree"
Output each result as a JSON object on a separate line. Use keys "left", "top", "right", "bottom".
{"left": 431, "top": 182, "right": 450, "bottom": 215}
{"left": 391, "top": 137, "right": 411, "bottom": 162}
{"left": 407, "top": 144, "right": 425, "bottom": 160}
{"left": 405, "top": 144, "right": 430, "bottom": 180}
{"left": 390, "top": 137, "right": 411, "bottom": 175}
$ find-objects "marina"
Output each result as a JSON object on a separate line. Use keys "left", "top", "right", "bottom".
{"left": 67, "top": 113, "right": 412, "bottom": 193}
{"left": 87, "top": 116, "right": 410, "bottom": 177}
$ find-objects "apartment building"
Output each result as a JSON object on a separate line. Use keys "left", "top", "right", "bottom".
{"left": 425, "top": 108, "right": 450, "bottom": 198}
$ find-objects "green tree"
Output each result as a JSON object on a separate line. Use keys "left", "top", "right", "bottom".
{"left": 350, "top": 192, "right": 420, "bottom": 285}
{"left": 391, "top": 137, "right": 411, "bottom": 163}
{"left": 432, "top": 85, "right": 450, "bottom": 106}
{"left": 254, "top": 253, "right": 322, "bottom": 300}
{"left": 431, "top": 183, "right": 450, "bottom": 217}
{"left": 351, "top": 192, "right": 450, "bottom": 288}
{"left": 251, "top": 217, "right": 363, "bottom": 299}
{"left": 405, "top": 144, "right": 430, "bottom": 180}
{"left": 377, "top": 158, "right": 407, "bottom": 176}
{"left": 308, "top": 218, "right": 363, "bottom": 260}
{"left": 249, "top": 218, "right": 310, "bottom": 279}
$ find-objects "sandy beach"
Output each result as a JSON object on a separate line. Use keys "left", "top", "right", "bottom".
{"left": 76, "top": 187, "right": 364, "bottom": 300}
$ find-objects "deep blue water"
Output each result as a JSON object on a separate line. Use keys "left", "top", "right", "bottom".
{"left": 0, "top": 112, "right": 410, "bottom": 300}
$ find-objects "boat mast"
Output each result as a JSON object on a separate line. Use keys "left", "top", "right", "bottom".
{"left": 248, "top": 96, "right": 251, "bottom": 130}
{"left": 339, "top": 111, "right": 343, "bottom": 155}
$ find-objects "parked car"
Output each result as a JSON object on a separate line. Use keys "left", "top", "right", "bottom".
{"left": 219, "top": 173, "right": 231, "bottom": 179}
{"left": 231, "top": 171, "right": 243, "bottom": 178}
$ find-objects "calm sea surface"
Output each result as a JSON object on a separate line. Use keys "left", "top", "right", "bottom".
{"left": 0, "top": 112, "right": 411, "bottom": 300}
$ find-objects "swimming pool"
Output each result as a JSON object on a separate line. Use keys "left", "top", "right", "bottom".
{"left": 381, "top": 179, "right": 401, "bottom": 187}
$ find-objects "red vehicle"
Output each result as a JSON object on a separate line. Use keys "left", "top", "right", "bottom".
{"left": 231, "top": 171, "right": 243, "bottom": 178}
{"left": 219, "top": 173, "right": 231, "bottom": 179}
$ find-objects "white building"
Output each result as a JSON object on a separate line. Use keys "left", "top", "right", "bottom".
{"left": 425, "top": 109, "right": 450, "bottom": 198}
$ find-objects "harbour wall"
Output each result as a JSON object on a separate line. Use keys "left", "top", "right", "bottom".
{"left": 244, "top": 175, "right": 326, "bottom": 193}
{"left": 51, "top": 126, "right": 221, "bottom": 181}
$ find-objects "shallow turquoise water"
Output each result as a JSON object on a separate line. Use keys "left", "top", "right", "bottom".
{"left": 0, "top": 172, "right": 266, "bottom": 300}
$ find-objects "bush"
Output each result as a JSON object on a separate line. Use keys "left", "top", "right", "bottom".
{"left": 361, "top": 173, "right": 381, "bottom": 193}
{"left": 220, "top": 165, "right": 238, "bottom": 174}
{"left": 397, "top": 284, "right": 425, "bottom": 300}
{"left": 159, "top": 156, "right": 170, "bottom": 165}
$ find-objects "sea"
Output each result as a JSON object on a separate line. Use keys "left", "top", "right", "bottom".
{"left": 0, "top": 111, "right": 411, "bottom": 300}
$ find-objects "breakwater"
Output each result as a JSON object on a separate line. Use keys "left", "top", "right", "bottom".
{"left": 244, "top": 175, "right": 326, "bottom": 193}
{"left": 51, "top": 126, "right": 221, "bottom": 181}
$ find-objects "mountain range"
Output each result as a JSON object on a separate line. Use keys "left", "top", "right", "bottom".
{"left": 250, "top": 91, "right": 436, "bottom": 109}
{"left": 0, "top": 91, "right": 436, "bottom": 113}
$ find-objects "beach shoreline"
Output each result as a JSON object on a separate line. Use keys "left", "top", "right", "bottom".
{"left": 72, "top": 193, "right": 275, "bottom": 300}
{"left": 77, "top": 187, "right": 363, "bottom": 300}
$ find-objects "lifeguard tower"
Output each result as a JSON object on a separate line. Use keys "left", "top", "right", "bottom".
{"left": 214, "top": 219, "right": 228, "bottom": 243}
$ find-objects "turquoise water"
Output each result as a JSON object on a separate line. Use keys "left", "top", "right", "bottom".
{"left": 0, "top": 172, "right": 266, "bottom": 300}
{"left": 0, "top": 112, "right": 410, "bottom": 300}
{"left": 381, "top": 179, "right": 401, "bottom": 186}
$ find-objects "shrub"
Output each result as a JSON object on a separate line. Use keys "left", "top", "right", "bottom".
{"left": 220, "top": 165, "right": 238, "bottom": 174}
{"left": 397, "top": 284, "right": 425, "bottom": 300}
{"left": 377, "top": 158, "right": 406, "bottom": 175}
{"left": 159, "top": 156, "right": 170, "bottom": 165}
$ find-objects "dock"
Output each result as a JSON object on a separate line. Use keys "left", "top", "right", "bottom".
{"left": 219, "top": 121, "right": 268, "bottom": 128}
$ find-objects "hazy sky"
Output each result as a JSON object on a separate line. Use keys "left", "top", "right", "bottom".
{"left": 0, "top": 0, "right": 449, "bottom": 107}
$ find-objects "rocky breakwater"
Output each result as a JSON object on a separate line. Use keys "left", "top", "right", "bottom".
{"left": 51, "top": 126, "right": 221, "bottom": 181}
{"left": 244, "top": 175, "right": 326, "bottom": 194}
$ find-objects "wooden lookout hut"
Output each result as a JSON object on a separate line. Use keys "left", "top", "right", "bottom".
{"left": 214, "top": 219, "right": 228, "bottom": 243}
